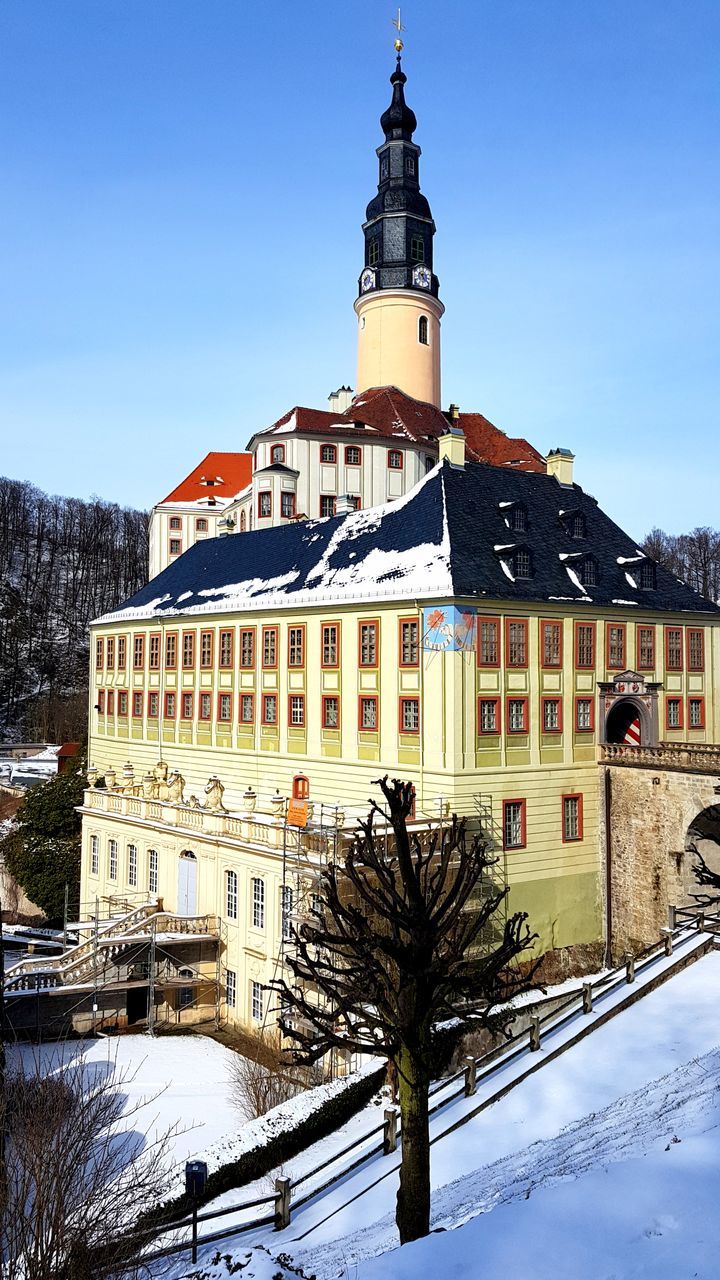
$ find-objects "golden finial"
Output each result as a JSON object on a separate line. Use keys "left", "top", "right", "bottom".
{"left": 391, "top": 7, "right": 406, "bottom": 54}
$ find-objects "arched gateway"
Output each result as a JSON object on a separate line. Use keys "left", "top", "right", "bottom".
{"left": 599, "top": 671, "right": 661, "bottom": 747}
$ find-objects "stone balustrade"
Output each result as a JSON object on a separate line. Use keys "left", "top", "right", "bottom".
{"left": 601, "top": 741, "right": 720, "bottom": 773}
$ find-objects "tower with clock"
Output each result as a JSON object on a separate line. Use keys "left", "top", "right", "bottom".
{"left": 354, "top": 54, "right": 444, "bottom": 408}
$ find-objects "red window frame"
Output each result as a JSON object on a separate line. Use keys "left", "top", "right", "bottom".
{"left": 358, "top": 695, "right": 379, "bottom": 731}
{"left": 239, "top": 627, "right": 256, "bottom": 668}
{"left": 503, "top": 799, "right": 527, "bottom": 850}
{"left": 688, "top": 696, "right": 705, "bottom": 729}
{"left": 505, "top": 618, "right": 529, "bottom": 669}
{"left": 219, "top": 629, "right": 234, "bottom": 669}
{"left": 288, "top": 624, "right": 306, "bottom": 668}
{"left": 320, "top": 495, "right": 337, "bottom": 518}
{"left": 239, "top": 692, "right": 255, "bottom": 724}
{"left": 270, "top": 443, "right": 285, "bottom": 465}
{"left": 292, "top": 774, "right": 310, "bottom": 800}
{"left": 164, "top": 631, "right": 178, "bottom": 670}
{"left": 665, "top": 696, "right": 683, "bottom": 731}
{"left": 132, "top": 691, "right": 143, "bottom": 718}
{"left": 477, "top": 616, "right": 500, "bottom": 668}
{"left": 321, "top": 694, "right": 341, "bottom": 730}
{"left": 399, "top": 696, "right": 420, "bottom": 734}
{"left": 541, "top": 696, "right": 563, "bottom": 734}
{"left": 198, "top": 692, "right": 212, "bottom": 721}
{"left": 540, "top": 620, "right": 563, "bottom": 669}
{"left": 477, "top": 696, "right": 501, "bottom": 735}
{"left": 562, "top": 793, "right": 584, "bottom": 843}
{"left": 574, "top": 696, "right": 595, "bottom": 733}
{"left": 180, "top": 691, "right": 194, "bottom": 720}
{"left": 288, "top": 694, "right": 306, "bottom": 728}
{"left": 358, "top": 619, "right": 380, "bottom": 669}
{"left": 182, "top": 630, "right": 195, "bottom": 669}
{"left": 169, "top": 538, "right": 182, "bottom": 557}
{"left": 149, "top": 633, "right": 161, "bottom": 670}
{"left": 97, "top": 689, "right": 105, "bottom": 714}
{"left": 262, "top": 692, "right": 278, "bottom": 726}
{"left": 398, "top": 616, "right": 420, "bottom": 668}
{"left": 163, "top": 691, "right": 176, "bottom": 719}
{"left": 133, "top": 633, "right": 144, "bottom": 670}
{"left": 106, "top": 636, "right": 115, "bottom": 669}
{"left": 574, "top": 621, "right": 596, "bottom": 669}
{"left": 387, "top": 449, "right": 404, "bottom": 470}
{"left": 106, "top": 691, "right": 114, "bottom": 715}
{"left": 195, "top": 517, "right": 208, "bottom": 533}
{"left": 169, "top": 516, "right": 182, "bottom": 531}
{"left": 605, "top": 622, "right": 626, "bottom": 671}
{"left": 506, "top": 696, "right": 529, "bottom": 734}
{"left": 321, "top": 444, "right": 337, "bottom": 464}
{"left": 281, "top": 492, "right": 296, "bottom": 519}
{"left": 257, "top": 490, "right": 272, "bottom": 519}
{"left": 217, "top": 691, "right": 233, "bottom": 723}
{"left": 321, "top": 621, "right": 340, "bottom": 669}
{"left": 96, "top": 637, "right": 104, "bottom": 669}
{"left": 117, "top": 690, "right": 128, "bottom": 717}
{"left": 147, "top": 690, "right": 159, "bottom": 718}
{"left": 687, "top": 628, "right": 704, "bottom": 672}
{"left": 200, "top": 630, "right": 213, "bottom": 669}
{"left": 344, "top": 445, "right": 362, "bottom": 466}
{"left": 117, "top": 636, "right": 126, "bottom": 669}
{"left": 664, "top": 625, "right": 683, "bottom": 672}
{"left": 636, "top": 624, "right": 655, "bottom": 671}
{"left": 262, "top": 626, "right": 278, "bottom": 669}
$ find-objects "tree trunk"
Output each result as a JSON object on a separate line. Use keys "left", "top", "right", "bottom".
{"left": 395, "top": 1041, "right": 431, "bottom": 1243}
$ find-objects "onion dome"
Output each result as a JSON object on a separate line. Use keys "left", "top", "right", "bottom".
{"left": 380, "top": 56, "right": 417, "bottom": 141}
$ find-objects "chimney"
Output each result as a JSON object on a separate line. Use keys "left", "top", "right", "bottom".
{"left": 328, "top": 385, "right": 354, "bottom": 414}
{"left": 217, "top": 514, "right": 235, "bottom": 537}
{"left": 546, "top": 448, "right": 575, "bottom": 486}
{"left": 335, "top": 493, "right": 356, "bottom": 515}
{"left": 438, "top": 418, "right": 465, "bottom": 470}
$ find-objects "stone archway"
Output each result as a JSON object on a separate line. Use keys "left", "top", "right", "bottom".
{"left": 605, "top": 697, "right": 645, "bottom": 745}
{"left": 685, "top": 804, "right": 720, "bottom": 887}
{"left": 599, "top": 671, "right": 660, "bottom": 747}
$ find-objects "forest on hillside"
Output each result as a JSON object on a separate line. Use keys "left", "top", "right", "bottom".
{"left": 0, "top": 476, "right": 148, "bottom": 744}
{"left": 642, "top": 526, "right": 720, "bottom": 605}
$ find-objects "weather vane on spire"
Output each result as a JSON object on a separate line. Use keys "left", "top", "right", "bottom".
{"left": 391, "top": 7, "right": 406, "bottom": 55}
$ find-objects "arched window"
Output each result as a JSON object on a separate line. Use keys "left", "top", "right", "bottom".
{"left": 195, "top": 517, "right": 208, "bottom": 533}
{"left": 405, "top": 154, "right": 416, "bottom": 176}
{"left": 239, "top": 509, "right": 246, "bottom": 532}
{"left": 270, "top": 444, "right": 285, "bottom": 465}
{"left": 410, "top": 235, "right": 424, "bottom": 263}
{"left": 292, "top": 774, "right": 310, "bottom": 800}
{"left": 418, "top": 315, "right": 429, "bottom": 345}
{"left": 178, "top": 967, "right": 194, "bottom": 1009}
{"left": 321, "top": 444, "right": 337, "bottom": 464}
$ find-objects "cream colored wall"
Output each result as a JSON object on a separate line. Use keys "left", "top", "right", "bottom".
{"left": 149, "top": 505, "right": 224, "bottom": 578}
{"left": 354, "top": 291, "right": 443, "bottom": 407}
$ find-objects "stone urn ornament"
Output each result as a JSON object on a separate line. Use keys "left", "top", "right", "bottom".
{"left": 105, "top": 767, "right": 116, "bottom": 790}
{"left": 86, "top": 764, "right": 98, "bottom": 789}
{"left": 270, "top": 790, "right": 285, "bottom": 819}
{"left": 243, "top": 787, "right": 257, "bottom": 814}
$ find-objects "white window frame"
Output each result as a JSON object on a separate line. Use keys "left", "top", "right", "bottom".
{"left": 252, "top": 877, "right": 265, "bottom": 930}
{"left": 108, "top": 839, "right": 118, "bottom": 882}
{"left": 148, "top": 849, "right": 158, "bottom": 895}
{"left": 226, "top": 869, "right": 238, "bottom": 920}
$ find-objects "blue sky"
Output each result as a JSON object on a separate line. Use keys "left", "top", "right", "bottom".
{"left": 1, "top": 0, "right": 718, "bottom": 538}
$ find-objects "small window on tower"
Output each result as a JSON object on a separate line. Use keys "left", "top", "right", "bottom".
{"left": 405, "top": 154, "right": 415, "bottom": 175}
{"left": 410, "top": 235, "right": 425, "bottom": 263}
{"left": 418, "top": 315, "right": 429, "bottom": 345}
{"left": 380, "top": 156, "right": 389, "bottom": 180}
{"left": 368, "top": 238, "right": 380, "bottom": 267}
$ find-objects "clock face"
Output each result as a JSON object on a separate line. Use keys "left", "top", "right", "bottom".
{"left": 360, "top": 268, "right": 376, "bottom": 293}
{"left": 413, "top": 265, "right": 432, "bottom": 290}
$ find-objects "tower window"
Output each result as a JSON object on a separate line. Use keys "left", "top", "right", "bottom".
{"left": 380, "top": 157, "right": 389, "bottom": 180}
{"left": 270, "top": 444, "right": 285, "bottom": 464}
{"left": 405, "top": 154, "right": 415, "bottom": 175}
{"left": 410, "top": 235, "right": 425, "bottom": 263}
{"left": 368, "top": 238, "right": 380, "bottom": 267}
{"left": 418, "top": 315, "right": 429, "bottom": 345}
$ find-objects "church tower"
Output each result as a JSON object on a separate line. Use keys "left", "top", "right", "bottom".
{"left": 354, "top": 55, "right": 444, "bottom": 407}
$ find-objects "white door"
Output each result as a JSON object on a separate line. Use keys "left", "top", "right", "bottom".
{"left": 177, "top": 854, "right": 198, "bottom": 916}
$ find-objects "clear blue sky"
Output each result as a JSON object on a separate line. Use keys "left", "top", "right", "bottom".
{"left": 1, "top": 0, "right": 718, "bottom": 538}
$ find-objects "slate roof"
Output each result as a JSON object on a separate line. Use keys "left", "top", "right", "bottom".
{"left": 160, "top": 452, "right": 253, "bottom": 505}
{"left": 99, "top": 461, "right": 720, "bottom": 624}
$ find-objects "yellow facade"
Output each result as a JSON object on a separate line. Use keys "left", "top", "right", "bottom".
{"left": 354, "top": 290, "right": 443, "bottom": 407}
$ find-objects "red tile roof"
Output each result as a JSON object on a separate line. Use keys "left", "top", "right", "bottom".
{"left": 458, "top": 413, "right": 546, "bottom": 472}
{"left": 161, "top": 452, "right": 253, "bottom": 504}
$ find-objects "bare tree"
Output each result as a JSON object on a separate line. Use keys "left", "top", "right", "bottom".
{"left": 272, "top": 777, "right": 540, "bottom": 1244}
{"left": 642, "top": 525, "right": 720, "bottom": 604}
{"left": 1, "top": 1045, "right": 177, "bottom": 1279}
{"left": 230, "top": 1030, "right": 303, "bottom": 1120}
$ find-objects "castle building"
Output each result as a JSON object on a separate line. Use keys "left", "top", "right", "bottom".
{"left": 10, "top": 54, "right": 718, "bottom": 1038}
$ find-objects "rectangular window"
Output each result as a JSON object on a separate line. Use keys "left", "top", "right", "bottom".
{"left": 688, "top": 697, "right": 705, "bottom": 729}
{"left": 399, "top": 618, "right": 419, "bottom": 667}
{"left": 258, "top": 491, "right": 272, "bottom": 519}
{"left": 562, "top": 794, "right": 583, "bottom": 843}
{"left": 665, "top": 626, "right": 683, "bottom": 672}
{"left": 234, "top": 693, "right": 252, "bottom": 725}
{"left": 226, "top": 870, "right": 238, "bottom": 919}
{"left": 182, "top": 631, "right": 195, "bottom": 668}
{"left": 218, "top": 693, "right": 232, "bottom": 723}
{"left": 507, "top": 697, "right": 528, "bottom": 733}
{"left": 133, "top": 634, "right": 144, "bottom": 669}
{"left": 477, "top": 617, "right": 500, "bottom": 667}
{"left": 132, "top": 691, "right": 143, "bottom": 717}
{"left": 399, "top": 697, "right": 420, "bottom": 733}
{"left": 200, "top": 631, "right": 213, "bottom": 668}
{"left": 478, "top": 697, "right": 500, "bottom": 735}
{"left": 169, "top": 538, "right": 182, "bottom": 556}
{"left": 148, "top": 849, "right": 158, "bottom": 895}
{"left": 666, "top": 697, "right": 683, "bottom": 730}
{"left": 108, "top": 839, "right": 118, "bottom": 881}
{"left": 359, "top": 620, "right": 379, "bottom": 667}
{"left": 118, "top": 690, "right": 128, "bottom": 717}
{"left": 148, "top": 691, "right": 159, "bottom": 718}
{"left": 281, "top": 492, "right": 296, "bottom": 519}
{"left": 164, "top": 691, "right": 176, "bottom": 719}
{"left": 226, "top": 969, "right": 236, "bottom": 1008}
{"left": 321, "top": 622, "right": 339, "bottom": 667}
{"left": 252, "top": 877, "right": 265, "bottom": 929}
{"left": 288, "top": 626, "right": 305, "bottom": 667}
{"left": 506, "top": 619, "right": 528, "bottom": 668}
{"left": 345, "top": 445, "right": 361, "bottom": 466}
{"left": 96, "top": 637, "right": 104, "bottom": 669}
{"left": 117, "top": 636, "right": 126, "bottom": 668}
{"left": 289, "top": 694, "right": 305, "bottom": 727}
{"left": 169, "top": 516, "right": 181, "bottom": 530}
{"left": 606, "top": 624, "right": 626, "bottom": 670}
{"left": 322, "top": 695, "right": 340, "bottom": 729}
{"left": 281, "top": 884, "right": 294, "bottom": 941}
{"left": 219, "top": 629, "right": 233, "bottom": 668}
{"left": 503, "top": 800, "right": 526, "bottom": 850}
{"left": 359, "top": 696, "right": 378, "bottom": 731}
{"left": 107, "top": 691, "right": 115, "bottom": 716}
{"left": 251, "top": 980, "right": 263, "bottom": 1022}
{"left": 321, "top": 444, "right": 337, "bottom": 464}
{"left": 240, "top": 628, "right": 255, "bottom": 668}
{"left": 687, "top": 628, "right": 705, "bottom": 672}
{"left": 575, "top": 622, "right": 596, "bottom": 669}
{"left": 541, "top": 621, "right": 562, "bottom": 668}
{"left": 97, "top": 690, "right": 105, "bottom": 714}
{"left": 106, "top": 636, "right": 115, "bottom": 669}
{"left": 637, "top": 625, "right": 655, "bottom": 670}
{"left": 181, "top": 692, "right": 193, "bottom": 720}
{"left": 199, "top": 692, "right": 212, "bottom": 720}
{"left": 542, "top": 697, "right": 562, "bottom": 733}
{"left": 127, "top": 844, "right": 137, "bottom": 887}
{"left": 575, "top": 696, "right": 594, "bottom": 733}
{"left": 165, "top": 632, "right": 177, "bottom": 669}
{"left": 262, "top": 693, "right": 278, "bottom": 725}
{"left": 320, "top": 495, "right": 336, "bottom": 518}
{"left": 262, "top": 627, "right": 278, "bottom": 668}
{"left": 388, "top": 449, "right": 403, "bottom": 469}
{"left": 149, "top": 633, "right": 161, "bottom": 670}
{"left": 90, "top": 835, "right": 99, "bottom": 876}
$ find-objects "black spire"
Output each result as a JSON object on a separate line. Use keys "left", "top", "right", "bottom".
{"left": 358, "top": 57, "right": 439, "bottom": 301}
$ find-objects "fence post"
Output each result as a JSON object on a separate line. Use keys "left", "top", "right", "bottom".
{"left": 582, "top": 983, "right": 593, "bottom": 1014}
{"left": 625, "top": 952, "right": 635, "bottom": 984}
{"left": 529, "top": 1015, "right": 541, "bottom": 1051}
{"left": 697, "top": 912, "right": 705, "bottom": 932}
{"left": 661, "top": 928, "right": 673, "bottom": 957}
{"left": 668, "top": 904, "right": 677, "bottom": 930}
{"left": 383, "top": 1107, "right": 398, "bottom": 1154}
{"left": 274, "top": 1176, "right": 291, "bottom": 1230}
{"left": 463, "top": 1055, "right": 477, "bottom": 1097}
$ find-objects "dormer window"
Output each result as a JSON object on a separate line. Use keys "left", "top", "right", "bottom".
{"left": 639, "top": 560, "right": 656, "bottom": 589}
{"left": 321, "top": 444, "right": 337, "bottom": 464}
{"left": 368, "top": 238, "right": 380, "bottom": 267}
{"left": 410, "top": 235, "right": 425, "bottom": 263}
{"left": 571, "top": 513, "right": 586, "bottom": 538}
{"left": 580, "top": 555, "right": 598, "bottom": 587}
{"left": 508, "top": 504, "right": 527, "bottom": 534}
{"left": 513, "top": 548, "right": 532, "bottom": 579}
{"left": 270, "top": 444, "right": 285, "bottom": 465}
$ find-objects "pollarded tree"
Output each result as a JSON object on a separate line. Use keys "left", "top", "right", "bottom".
{"left": 272, "top": 776, "right": 540, "bottom": 1244}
